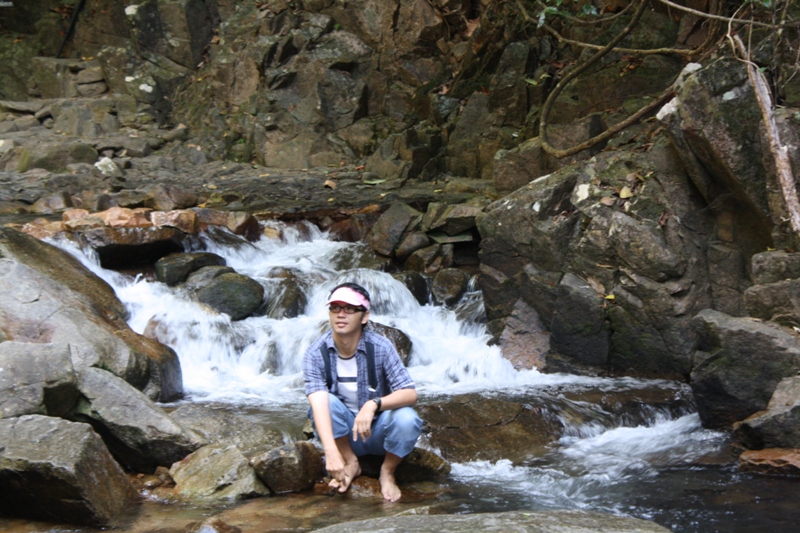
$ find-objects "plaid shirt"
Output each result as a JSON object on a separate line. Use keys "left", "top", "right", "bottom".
{"left": 303, "top": 329, "right": 415, "bottom": 410}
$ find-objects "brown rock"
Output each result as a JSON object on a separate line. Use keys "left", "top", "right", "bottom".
{"left": 63, "top": 208, "right": 90, "bottom": 221}
{"left": 739, "top": 448, "right": 800, "bottom": 476}
{"left": 97, "top": 206, "right": 153, "bottom": 228}
{"left": 151, "top": 210, "right": 199, "bottom": 234}
{"left": 251, "top": 441, "right": 324, "bottom": 494}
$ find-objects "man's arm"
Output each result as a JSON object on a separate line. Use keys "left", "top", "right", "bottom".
{"left": 307, "top": 390, "right": 348, "bottom": 486}
{"left": 352, "top": 387, "right": 417, "bottom": 442}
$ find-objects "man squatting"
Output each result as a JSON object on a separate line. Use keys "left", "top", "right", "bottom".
{"left": 303, "top": 282, "right": 422, "bottom": 501}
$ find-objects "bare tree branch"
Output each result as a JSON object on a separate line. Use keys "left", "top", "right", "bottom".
{"left": 656, "top": 0, "right": 800, "bottom": 28}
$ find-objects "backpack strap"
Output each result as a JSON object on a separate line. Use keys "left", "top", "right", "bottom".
{"left": 366, "top": 341, "right": 377, "bottom": 392}
{"left": 321, "top": 340, "right": 378, "bottom": 392}
{"left": 321, "top": 343, "right": 332, "bottom": 391}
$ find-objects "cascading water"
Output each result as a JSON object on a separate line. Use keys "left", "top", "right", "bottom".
{"left": 49, "top": 222, "right": 800, "bottom": 533}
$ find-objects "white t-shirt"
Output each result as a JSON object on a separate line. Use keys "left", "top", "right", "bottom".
{"left": 337, "top": 354, "right": 359, "bottom": 413}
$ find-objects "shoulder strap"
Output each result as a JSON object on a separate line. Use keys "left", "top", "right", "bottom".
{"left": 321, "top": 343, "right": 332, "bottom": 391}
{"left": 366, "top": 341, "right": 377, "bottom": 391}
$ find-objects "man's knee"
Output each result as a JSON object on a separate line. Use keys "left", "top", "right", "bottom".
{"left": 387, "top": 407, "right": 422, "bottom": 433}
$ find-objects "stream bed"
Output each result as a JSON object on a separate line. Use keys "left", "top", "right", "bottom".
{"left": 3, "top": 222, "right": 800, "bottom": 533}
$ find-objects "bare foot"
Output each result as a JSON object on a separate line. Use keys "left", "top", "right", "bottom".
{"left": 379, "top": 468, "right": 402, "bottom": 502}
{"left": 328, "top": 461, "right": 361, "bottom": 493}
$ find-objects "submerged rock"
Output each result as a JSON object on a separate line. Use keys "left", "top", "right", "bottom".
{"left": 0, "top": 415, "right": 139, "bottom": 527}
{"left": 170, "top": 444, "right": 270, "bottom": 501}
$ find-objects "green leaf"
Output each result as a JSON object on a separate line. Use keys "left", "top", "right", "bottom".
{"left": 362, "top": 179, "right": 386, "bottom": 185}
{"left": 524, "top": 78, "right": 539, "bottom": 86}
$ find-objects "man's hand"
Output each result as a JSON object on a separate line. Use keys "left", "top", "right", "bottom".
{"left": 352, "top": 399, "right": 379, "bottom": 442}
{"left": 324, "top": 446, "right": 347, "bottom": 486}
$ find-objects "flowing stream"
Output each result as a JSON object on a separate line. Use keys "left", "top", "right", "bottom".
{"left": 35, "top": 222, "right": 800, "bottom": 532}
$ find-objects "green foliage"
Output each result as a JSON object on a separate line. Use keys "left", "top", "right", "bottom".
{"left": 536, "top": 0, "right": 599, "bottom": 28}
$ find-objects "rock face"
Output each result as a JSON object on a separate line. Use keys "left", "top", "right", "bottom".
{"left": 690, "top": 310, "right": 800, "bottom": 429}
{"left": 0, "top": 227, "right": 183, "bottom": 401}
{"left": 734, "top": 376, "right": 800, "bottom": 449}
{"left": 0, "top": 341, "right": 79, "bottom": 419}
{"left": 196, "top": 272, "right": 266, "bottom": 321}
{"left": 309, "top": 510, "right": 672, "bottom": 533}
{"left": 0, "top": 415, "right": 139, "bottom": 527}
{"left": 71, "top": 367, "right": 205, "bottom": 472}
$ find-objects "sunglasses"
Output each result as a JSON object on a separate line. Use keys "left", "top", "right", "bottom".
{"left": 329, "top": 304, "right": 366, "bottom": 314}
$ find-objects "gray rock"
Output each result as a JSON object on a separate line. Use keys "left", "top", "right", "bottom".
{"left": 0, "top": 341, "right": 79, "bottom": 419}
{"left": 170, "top": 444, "right": 270, "bottom": 501}
{"left": 264, "top": 276, "right": 307, "bottom": 319}
{"left": 15, "top": 141, "right": 98, "bottom": 172}
{"left": 752, "top": 250, "right": 800, "bottom": 285}
{"left": 184, "top": 265, "right": 236, "bottom": 292}
{"left": 734, "top": 376, "right": 800, "bottom": 449}
{"left": 145, "top": 183, "right": 198, "bottom": 211}
{"left": 431, "top": 268, "right": 468, "bottom": 306}
{"left": 71, "top": 367, "right": 205, "bottom": 472}
{"left": 0, "top": 415, "right": 139, "bottom": 526}
{"left": 358, "top": 447, "right": 450, "bottom": 484}
{"left": 744, "top": 278, "right": 800, "bottom": 327}
{"left": 550, "top": 273, "right": 609, "bottom": 369}
{"left": 0, "top": 228, "right": 182, "bottom": 402}
{"left": 424, "top": 204, "right": 482, "bottom": 236}
{"left": 310, "top": 510, "right": 671, "bottom": 533}
{"left": 155, "top": 252, "right": 227, "bottom": 286}
{"left": 196, "top": 272, "right": 265, "bottom": 320}
{"left": 691, "top": 309, "right": 800, "bottom": 428}
{"left": 169, "top": 404, "right": 284, "bottom": 455}
{"left": 367, "top": 201, "right": 423, "bottom": 256}
{"left": 395, "top": 231, "right": 430, "bottom": 262}
{"left": 251, "top": 441, "right": 324, "bottom": 494}
{"left": 392, "top": 271, "right": 429, "bottom": 306}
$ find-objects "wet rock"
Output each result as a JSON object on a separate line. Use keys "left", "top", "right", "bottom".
{"left": 405, "top": 243, "right": 452, "bottom": 274}
{"left": 170, "top": 444, "right": 270, "bottom": 501}
{"left": 251, "top": 441, "right": 324, "bottom": 494}
{"left": 738, "top": 448, "right": 800, "bottom": 476}
{"left": 0, "top": 228, "right": 182, "bottom": 402}
{"left": 752, "top": 250, "right": 800, "bottom": 284}
{"left": 196, "top": 272, "right": 265, "bottom": 320}
{"left": 367, "top": 202, "right": 423, "bottom": 256}
{"left": 186, "top": 517, "right": 243, "bottom": 533}
{"left": 691, "top": 309, "right": 800, "bottom": 428}
{"left": 169, "top": 404, "right": 284, "bottom": 455}
{"left": 358, "top": 447, "right": 450, "bottom": 483}
{"left": 155, "top": 252, "right": 227, "bottom": 286}
{"left": 417, "top": 393, "right": 564, "bottom": 463}
{"left": 183, "top": 265, "right": 236, "bottom": 292}
{"left": 96, "top": 206, "right": 153, "bottom": 227}
{"left": 264, "top": 276, "right": 308, "bottom": 319}
{"left": 71, "top": 367, "right": 206, "bottom": 472}
{"left": 0, "top": 341, "right": 79, "bottom": 419}
{"left": 498, "top": 299, "right": 549, "bottom": 371}
{"left": 0, "top": 415, "right": 139, "bottom": 527}
{"left": 194, "top": 209, "right": 261, "bottom": 241}
{"left": 367, "top": 322, "right": 412, "bottom": 366}
{"left": 549, "top": 274, "right": 609, "bottom": 369}
{"left": 310, "top": 510, "right": 672, "bottom": 533}
{"left": 431, "top": 268, "right": 468, "bottom": 306}
{"left": 734, "top": 376, "right": 800, "bottom": 449}
{"left": 392, "top": 271, "right": 429, "bottom": 306}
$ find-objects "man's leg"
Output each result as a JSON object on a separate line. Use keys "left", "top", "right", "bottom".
{"left": 363, "top": 407, "right": 423, "bottom": 501}
{"left": 310, "top": 394, "right": 362, "bottom": 492}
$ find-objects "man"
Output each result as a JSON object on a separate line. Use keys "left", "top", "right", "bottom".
{"left": 303, "top": 282, "right": 422, "bottom": 502}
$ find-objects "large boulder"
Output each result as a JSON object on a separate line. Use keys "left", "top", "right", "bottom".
{"left": 169, "top": 403, "right": 284, "bottom": 455}
{"left": 309, "top": 510, "right": 672, "bottom": 533}
{"left": 0, "top": 415, "right": 139, "bottom": 527}
{"left": 734, "top": 376, "right": 800, "bottom": 449}
{"left": 71, "top": 368, "right": 206, "bottom": 472}
{"left": 417, "top": 394, "right": 564, "bottom": 463}
{"left": 690, "top": 309, "right": 800, "bottom": 428}
{"left": 155, "top": 252, "right": 227, "bottom": 286}
{"left": 0, "top": 341, "right": 79, "bottom": 419}
{"left": 250, "top": 441, "right": 324, "bottom": 494}
{"left": 0, "top": 228, "right": 183, "bottom": 402}
{"left": 170, "top": 444, "right": 270, "bottom": 501}
{"left": 196, "top": 272, "right": 266, "bottom": 321}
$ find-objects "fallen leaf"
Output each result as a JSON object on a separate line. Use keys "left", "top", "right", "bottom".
{"left": 586, "top": 275, "right": 606, "bottom": 296}
{"left": 207, "top": 184, "right": 217, "bottom": 189}
{"left": 324, "top": 179, "right": 336, "bottom": 189}
{"left": 600, "top": 197, "right": 616, "bottom": 206}
{"left": 211, "top": 35, "right": 220, "bottom": 44}
{"left": 355, "top": 165, "right": 365, "bottom": 171}
{"left": 658, "top": 210, "right": 669, "bottom": 227}
{"left": 327, "top": 198, "right": 335, "bottom": 202}
{"left": 605, "top": 294, "right": 616, "bottom": 301}
{"left": 259, "top": 173, "right": 270, "bottom": 177}
{"left": 363, "top": 179, "right": 386, "bottom": 185}
{"left": 619, "top": 186, "right": 633, "bottom": 199}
